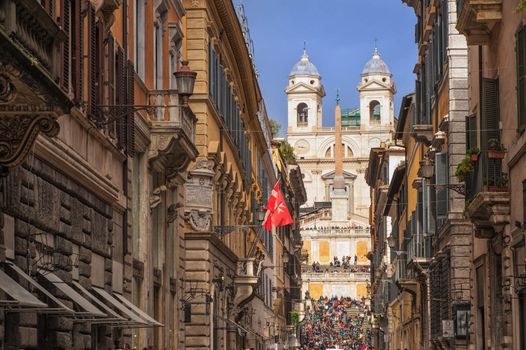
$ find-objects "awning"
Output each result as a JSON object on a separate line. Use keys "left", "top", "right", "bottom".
{"left": 0, "top": 268, "right": 48, "bottom": 309}
{"left": 6, "top": 262, "right": 73, "bottom": 315}
{"left": 91, "top": 287, "right": 151, "bottom": 327}
{"left": 71, "top": 282, "right": 129, "bottom": 325}
{"left": 113, "top": 293, "right": 163, "bottom": 327}
{"left": 40, "top": 272, "right": 107, "bottom": 318}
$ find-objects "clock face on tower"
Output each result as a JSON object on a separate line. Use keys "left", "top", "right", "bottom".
{"left": 295, "top": 140, "right": 310, "bottom": 155}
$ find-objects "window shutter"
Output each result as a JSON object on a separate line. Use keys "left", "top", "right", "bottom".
{"left": 481, "top": 78, "right": 500, "bottom": 149}
{"left": 415, "top": 79, "right": 422, "bottom": 124}
{"left": 466, "top": 114, "right": 477, "bottom": 151}
{"left": 107, "top": 35, "right": 115, "bottom": 137}
{"left": 60, "top": 0, "right": 71, "bottom": 92}
{"left": 127, "top": 60, "right": 136, "bottom": 156}
{"left": 116, "top": 47, "right": 126, "bottom": 150}
{"left": 482, "top": 79, "right": 500, "bottom": 184}
{"left": 71, "top": 0, "right": 83, "bottom": 103}
{"left": 523, "top": 180, "right": 526, "bottom": 225}
{"left": 517, "top": 27, "right": 526, "bottom": 130}
{"left": 435, "top": 152, "right": 448, "bottom": 227}
{"left": 87, "top": 4, "right": 97, "bottom": 118}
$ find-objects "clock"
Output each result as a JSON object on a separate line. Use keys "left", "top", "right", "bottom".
{"left": 295, "top": 140, "right": 309, "bottom": 155}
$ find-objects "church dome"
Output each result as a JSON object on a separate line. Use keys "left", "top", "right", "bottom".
{"left": 290, "top": 50, "right": 320, "bottom": 77}
{"left": 362, "top": 49, "right": 391, "bottom": 76}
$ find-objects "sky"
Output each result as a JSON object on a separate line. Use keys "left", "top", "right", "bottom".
{"left": 238, "top": 0, "right": 417, "bottom": 135}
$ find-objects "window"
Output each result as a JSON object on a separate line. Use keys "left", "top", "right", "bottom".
{"left": 134, "top": 0, "right": 145, "bottom": 80}
{"left": 369, "top": 100, "right": 381, "bottom": 124}
{"left": 297, "top": 103, "right": 308, "bottom": 125}
{"left": 435, "top": 152, "right": 448, "bottom": 228}
{"left": 523, "top": 180, "right": 526, "bottom": 225}
{"left": 517, "top": 26, "right": 526, "bottom": 131}
{"left": 476, "top": 265, "right": 485, "bottom": 350}
{"left": 154, "top": 22, "right": 163, "bottom": 89}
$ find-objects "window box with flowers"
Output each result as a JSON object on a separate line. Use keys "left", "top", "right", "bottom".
{"left": 487, "top": 139, "right": 506, "bottom": 159}
{"left": 467, "top": 147, "right": 480, "bottom": 162}
{"left": 483, "top": 174, "right": 508, "bottom": 192}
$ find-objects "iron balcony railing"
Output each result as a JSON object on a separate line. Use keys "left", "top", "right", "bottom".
{"left": 407, "top": 234, "right": 432, "bottom": 263}
{"left": 465, "top": 150, "right": 507, "bottom": 200}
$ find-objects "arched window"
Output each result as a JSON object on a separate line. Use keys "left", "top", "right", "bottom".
{"left": 369, "top": 100, "right": 381, "bottom": 124}
{"left": 346, "top": 145, "right": 353, "bottom": 158}
{"left": 297, "top": 103, "right": 308, "bottom": 126}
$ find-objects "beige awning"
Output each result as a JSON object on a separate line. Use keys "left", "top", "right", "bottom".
{"left": 0, "top": 268, "right": 48, "bottom": 309}
{"left": 91, "top": 287, "right": 150, "bottom": 327}
{"left": 71, "top": 282, "right": 129, "bottom": 325}
{"left": 6, "top": 262, "right": 73, "bottom": 315}
{"left": 113, "top": 293, "right": 163, "bottom": 327}
{"left": 41, "top": 272, "right": 107, "bottom": 318}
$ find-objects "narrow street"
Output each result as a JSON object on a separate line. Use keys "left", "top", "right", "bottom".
{"left": 0, "top": 1, "right": 525, "bottom": 350}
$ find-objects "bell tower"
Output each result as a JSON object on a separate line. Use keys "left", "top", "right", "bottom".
{"left": 357, "top": 48, "right": 396, "bottom": 130}
{"left": 285, "top": 47, "right": 325, "bottom": 132}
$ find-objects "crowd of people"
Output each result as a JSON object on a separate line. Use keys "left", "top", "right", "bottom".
{"left": 303, "top": 224, "right": 369, "bottom": 231}
{"left": 300, "top": 296, "right": 371, "bottom": 350}
{"left": 310, "top": 256, "right": 371, "bottom": 273}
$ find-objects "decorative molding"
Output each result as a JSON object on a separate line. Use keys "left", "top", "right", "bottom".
{"left": 0, "top": 105, "right": 60, "bottom": 168}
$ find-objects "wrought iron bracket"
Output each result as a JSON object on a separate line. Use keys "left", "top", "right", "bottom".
{"left": 430, "top": 183, "right": 466, "bottom": 196}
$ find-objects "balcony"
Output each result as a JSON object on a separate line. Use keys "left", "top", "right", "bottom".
{"left": 407, "top": 235, "right": 432, "bottom": 268}
{"left": 456, "top": 0, "right": 503, "bottom": 45}
{"left": 465, "top": 151, "right": 510, "bottom": 238}
{"left": 0, "top": 0, "right": 71, "bottom": 169}
{"left": 148, "top": 90, "right": 198, "bottom": 174}
{"left": 301, "top": 227, "right": 370, "bottom": 237}
{"left": 411, "top": 124, "right": 434, "bottom": 145}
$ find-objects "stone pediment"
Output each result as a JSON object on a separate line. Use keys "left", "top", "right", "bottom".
{"left": 285, "top": 82, "right": 321, "bottom": 94}
{"left": 358, "top": 80, "right": 392, "bottom": 91}
{"left": 321, "top": 170, "right": 357, "bottom": 180}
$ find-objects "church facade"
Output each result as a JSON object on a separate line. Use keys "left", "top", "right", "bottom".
{"left": 287, "top": 49, "right": 397, "bottom": 299}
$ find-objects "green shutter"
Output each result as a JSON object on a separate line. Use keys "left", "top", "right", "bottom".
{"left": 435, "top": 152, "right": 448, "bottom": 227}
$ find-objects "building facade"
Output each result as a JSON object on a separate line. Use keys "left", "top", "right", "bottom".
{"left": 288, "top": 49, "right": 396, "bottom": 300}
{"left": 456, "top": 1, "right": 526, "bottom": 349}
{"left": 0, "top": 0, "right": 303, "bottom": 349}
{"left": 368, "top": 1, "right": 472, "bottom": 349}
{"left": 365, "top": 140, "right": 405, "bottom": 350}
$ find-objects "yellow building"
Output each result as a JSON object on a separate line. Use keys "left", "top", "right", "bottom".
{"left": 182, "top": 1, "right": 285, "bottom": 349}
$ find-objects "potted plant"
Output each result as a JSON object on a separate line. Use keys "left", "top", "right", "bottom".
{"left": 483, "top": 174, "right": 508, "bottom": 192}
{"left": 455, "top": 156, "right": 474, "bottom": 182}
{"left": 488, "top": 139, "right": 506, "bottom": 159}
{"left": 467, "top": 147, "right": 480, "bottom": 162}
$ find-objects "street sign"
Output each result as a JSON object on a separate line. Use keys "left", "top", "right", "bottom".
{"left": 442, "top": 320, "right": 454, "bottom": 338}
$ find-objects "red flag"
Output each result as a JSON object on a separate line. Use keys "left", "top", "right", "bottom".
{"left": 263, "top": 181, "right": 293, "bottom": 231}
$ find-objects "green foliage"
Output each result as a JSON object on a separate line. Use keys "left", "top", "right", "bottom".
{"left": 517, "top": 0, "right": 526, "bottom": 12}
{"left": 455, "top": 157, "right": 474, "bottom": 182}
{"left": 467, "top": 147, "right": 480, "bottom": 156}
{"left": 269, "top": 119, "right": 282, "bottom": 138}
{"left": 488, "top": 138, "right": 504, "bottom": 151}
{"left": 279, "top": 141, "right": 297, "bottom": 165}
{"left": 290, "top": 311, "right": 300, "bottom": 326}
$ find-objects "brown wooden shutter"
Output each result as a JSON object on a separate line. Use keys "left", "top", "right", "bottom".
{"left": 116, "top": 47, "right": 126, "bottom": 150}
{"left": 107, "top": 35, "right": 116, "bottom": 137}
{"left": 127, "top": 60, "right": 135, "bottom": 156}
{"left": 60, "top": 0, "right": 70, "bottom": 92}
{"left": 481, "top": 78, "right": 500, "bottom": 149}
{"left": 517, "top": 27, "right": 526, "bottom": 130}
{"left": 87, "top": 4, "right": 97, "bottom": 118}
{"left": 71, "top": 0, "right": 83, "bottom": 104}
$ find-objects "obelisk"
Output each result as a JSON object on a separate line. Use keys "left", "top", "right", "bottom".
{"left": 331, "top": 89, "right": 349, "bottom": 222}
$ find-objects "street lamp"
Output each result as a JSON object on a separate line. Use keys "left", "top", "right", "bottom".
{"left": 287, "top": 334, "right": 301, "bottom": 349}
{"left": 175, "top": 60, "right": 197, "bottom": 107}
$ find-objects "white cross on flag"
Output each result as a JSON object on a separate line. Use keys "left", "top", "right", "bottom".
{"left": 263, "top": 181, "right": 293, "bottom": 231}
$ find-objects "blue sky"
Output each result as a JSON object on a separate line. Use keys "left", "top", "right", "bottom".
{"left": 239, "top": 0, "right": 417, "bottom": 134}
